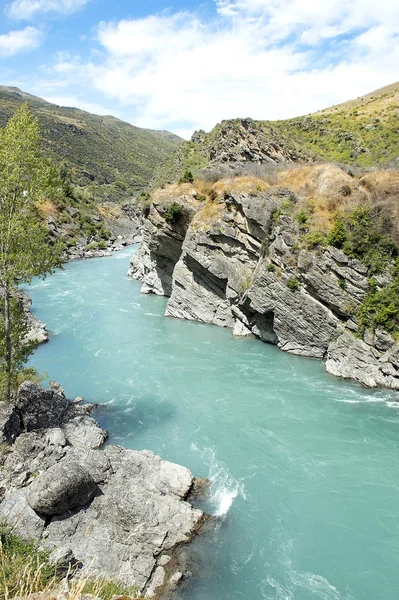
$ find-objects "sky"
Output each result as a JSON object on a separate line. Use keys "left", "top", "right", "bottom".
{"left": 0, "top": 0, "right": 398, "bottom": 139}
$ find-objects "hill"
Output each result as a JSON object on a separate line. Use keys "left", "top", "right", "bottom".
{"left": 271, "top": 82, "right": 399, "bottom": 167}
{"left": 153, "top": 82, "right": 399, "bottom": 186}
{"left": 0, "top": 86, "right": 181, "bottom": 202}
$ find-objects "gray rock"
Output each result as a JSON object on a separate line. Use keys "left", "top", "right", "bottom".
{"left": 326, "top": 330, "right": 399, "bottom": 389}
{"left": 49, "top": 545, "right": 77, "bottom": 572}
{"left": 0, "top": 402, "right": 21, "bottom": 444}
{"left": 129, "top": 193, "right": 198, "bottom": 295}
{"left": 62, "top": 416, "right": 107, "bottom": 449}
{"left": 0, "top": 490, "right": 46, "bottom": 538}
{"left": 0, "top": 382, "right": 205, "bottom": 593}
{"left": 145, "top": 566, "right": 165, "bottom": 597}
{"left": 170, "top": 571, "right": 184, "bottom": 585}
{"left": 26, "top": 457, "right": 99, "bottom": 516}
{"left": 16, "top": 381, "right": 70, "bottom": 431}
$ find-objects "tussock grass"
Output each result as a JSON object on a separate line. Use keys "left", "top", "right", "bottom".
{"left": 0, "top": 528, "right": 140, "bottom": 600}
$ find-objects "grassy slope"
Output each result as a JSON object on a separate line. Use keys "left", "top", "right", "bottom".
{"left": 269, "top": 82, "right": 399, "bottom": 167}
{"left": 155, "top": 82, "right": 399, "bottom": 186}
{"left": 0, "top": 86, "right": 182, "bottom": 201}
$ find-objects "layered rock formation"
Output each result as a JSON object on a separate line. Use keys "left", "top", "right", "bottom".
{"left": 0, "top": 382, "right": 205, "bottom": 598}
{"left": 130, "top": 172, "right": 399, "bottom": 390}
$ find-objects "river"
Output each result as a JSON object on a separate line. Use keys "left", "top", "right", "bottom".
{"left": 24, "top": 247, "right": 399, "bottom": 600}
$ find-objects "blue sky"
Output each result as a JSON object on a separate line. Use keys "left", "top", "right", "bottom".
{"left": 0, "top": 0, "right": 398, "bottom": 138}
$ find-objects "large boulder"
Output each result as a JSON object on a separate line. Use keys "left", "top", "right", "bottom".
{"left": 16, "top": 381, "right": 70, "bottom": 431}
{"left": 26, "top": 457, "right": 99, "bottom": 516}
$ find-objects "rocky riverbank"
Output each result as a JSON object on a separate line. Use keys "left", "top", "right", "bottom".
{"left": 0, "top": 382, "right": 206, "bottom": 598}
{"left": 129, "top": 167, "right": 399, "bottom": 391}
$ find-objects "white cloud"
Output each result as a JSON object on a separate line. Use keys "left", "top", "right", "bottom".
{"left": 6, "top": 0, "right": 90, "bottom": 20}
{"left": 0, "top": 26, "right": 43, "bottom": 56}
{"left": 35, "top": 0, "right": 399, "bottom": 135}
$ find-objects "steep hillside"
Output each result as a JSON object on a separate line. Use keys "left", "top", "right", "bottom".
{"left": 0, "top": 86, "right": 181, "bottom": 202}
{"left": 154, "top": 83, "right": 399, "bottom": 186}
{"left": 271, "top": 82, "right": 399, "bottom": 166}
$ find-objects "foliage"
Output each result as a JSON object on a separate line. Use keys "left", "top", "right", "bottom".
{"left": 357, "top": 272, "right": 399, "bottom": 335}
{"left": 305, "top": 230, "right": 327, "bottom": 249}
{"left": 328, "top": 205, "right": 399, "bottom": 274}
{"left": 287, "top": 276, "right": 299, "bottom": 291}
{"left": 327, "top": 219, "right": 348, "bottom": 249}
{"left": 297, "top": 210, "right": 308, "bottom": 224}
{"left": 0, "top": 527, "right": 58, "bottom": 599}
{"left": 164, "top": 202, "right": 183, "bottom": 224}
{"left": 266, "top": 263, "right": 276, "bottom": 272}
{"left": 0, "top": 527, "right": 140, "bottom": 600}
{"left": 0, "top": 87, "right": 181, "bottom": 203}
{"left": 0, "top": 296, "right": 37, "bottom": 398}
{"left": 0, "top": 103, "right": 63, "bottom": 401}
{"left": 179, "top": 169, "right": 194, "bottom": 184}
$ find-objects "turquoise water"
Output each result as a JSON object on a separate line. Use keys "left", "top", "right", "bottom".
{"left": 24, "top": 248, "right": 399, "bottom": 600}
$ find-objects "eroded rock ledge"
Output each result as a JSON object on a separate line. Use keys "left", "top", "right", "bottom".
{"left": 129, "top": 177, "right": 399, "bottom": 391}
{"left": 0, "top": 382, "right": 205, "bottom": 598}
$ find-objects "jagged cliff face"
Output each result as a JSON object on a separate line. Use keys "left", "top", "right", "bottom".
{"left": 152, "top": 118, "right": 310, "bottom": 188}
{"left": 130, "top": 168, "right": 399, "bottom": 390}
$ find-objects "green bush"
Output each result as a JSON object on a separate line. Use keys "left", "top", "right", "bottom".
{"left": 178, "top": 169, "right": 194, "bottom": 184}
{"left": 164, "top": 202, "right": 183, "bottom": 224}
{"left": 287, "top": 276, "right": 299, "bottom": 291}
{"left": 297, "top": 210, "right": 308, "bottom": 224}
{"left": 327, "top": 219, "right": 348, "bottom": 248}
{"left": 266, "top": 263, "right": 276, "bottom": 272}
{"left": 357, "top": 275, "right": 399, "bottom": 334}
{"left": 305, "top": 230, "right": 327, "bottom": 249}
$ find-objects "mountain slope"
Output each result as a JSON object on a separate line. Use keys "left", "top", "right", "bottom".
{"left": 154, "top": 82, "right": 399, "bottom": 186}
{"left": 271, "top": 82, "right": 399, "bottom": 166}
{"left": 0, "top": 86, "right": 182, "bottom": 202}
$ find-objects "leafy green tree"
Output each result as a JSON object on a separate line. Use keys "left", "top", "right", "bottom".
{"left": 0, "top": 103, "right": 63, "bottom": 402}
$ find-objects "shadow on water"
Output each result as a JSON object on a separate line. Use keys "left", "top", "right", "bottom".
{"left": 97, "top": 395, "right": 178, "bottom": 442}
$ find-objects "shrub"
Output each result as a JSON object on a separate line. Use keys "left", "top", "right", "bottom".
{"left": 85, "top": 242, "right": 98, "bottom": 251}
{"left": 327, "top": 219, "right": 348, "bottom": 248}
{"left": 266, "top": 263, "right": 276, "bottom": 272}
{"left": 297, "top": 210, "right": 308, "bottom": 224}
{"left": 287, "top": 276, "right": 299, "bottom": 291}
{"left": 305, "top": 230, "right": 327, "bottom": 249}
{"left": 339, "top": 185, "right": 352, "bottom": 196}
{"left": 164, "top": 202, "right": 183, "bottom": 224}
{"left": 178, "top": 169, "right": 194, "bottom": 184}
{"left": 142, "top": 204, "right": 151, "bottom": 218}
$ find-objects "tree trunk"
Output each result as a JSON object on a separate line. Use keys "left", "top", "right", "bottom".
{"left": 4, "top": 283, "right": 12, "bottom": 403}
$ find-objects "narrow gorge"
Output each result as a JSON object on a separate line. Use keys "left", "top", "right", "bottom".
{"left": 130, "top": 164, "right": 399, "bottom": 391}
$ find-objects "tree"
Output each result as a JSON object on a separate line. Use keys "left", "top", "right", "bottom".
{"left": 0, "top": 103, "right": 63, "bottom": 402}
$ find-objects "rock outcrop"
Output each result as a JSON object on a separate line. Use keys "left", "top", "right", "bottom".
{"left": 129, "top": 187, "right": 199, "bottom": 295}
{"left": 0, "top": 382, "right": 205, "bottom": 598}
{"left": 130, "top": 173, "right": 399, "bottom": 390}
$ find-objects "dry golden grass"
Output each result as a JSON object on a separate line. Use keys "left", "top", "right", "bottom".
{"left": 37, "top": 199, "right": 58, "bottom": 220}
{"left": 151, "top": 182, "right": 194, "bottom": 203}
{"left": 192, "top": 200, "right": 224, "bottom": 229}
{"left": 212, "top": 176, "right": 270, "bottom": 195}
{"left": 97, "top": 203, "right": 122, "bottom": 220}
